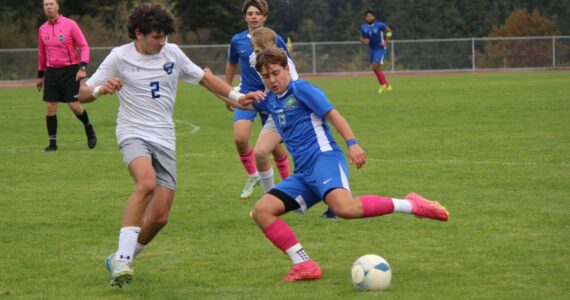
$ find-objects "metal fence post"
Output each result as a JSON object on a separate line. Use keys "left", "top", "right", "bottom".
{"left": 311, "top": 42, "right": 317, "bottom": 75}
{"left": 472, "top": 38, "right": 476, "bottom": 71}
{"left": 391, "top": 41, "right": 395, "bottom": 72}
{"left": 552, "top": 36, "right": 556, "bottom": 69}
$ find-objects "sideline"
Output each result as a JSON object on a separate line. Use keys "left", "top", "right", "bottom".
{"left": 1, "top": 68, "right": 568, "bottom": 88}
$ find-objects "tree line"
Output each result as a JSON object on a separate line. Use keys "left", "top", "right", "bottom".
{"left": 0, "top": 0, "right": 567, "bottom": 48}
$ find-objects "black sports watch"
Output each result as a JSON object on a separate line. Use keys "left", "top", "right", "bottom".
{"left": 79, "top": 62, "right": 87, "bottom": 71}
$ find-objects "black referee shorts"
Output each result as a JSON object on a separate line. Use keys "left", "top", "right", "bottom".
{"left": 43, "top": 65, "right": 80, "bottom": 103}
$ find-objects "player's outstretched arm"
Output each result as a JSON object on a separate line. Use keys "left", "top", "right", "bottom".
{"left": 199, "top": 71, "right": 264, "bottom": 111}
{"left": 325, "top": 109, "right": 366, "bottom": 169}
{"left": 78, "top": 77, "right": 123, "bottom": 103}
{"left": 203, "top": 67, "right": 237, "bottom": 111}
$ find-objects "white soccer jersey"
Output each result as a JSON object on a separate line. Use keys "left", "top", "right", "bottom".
{"left": 86, "top": 42, "right": 205, "bottom": 150}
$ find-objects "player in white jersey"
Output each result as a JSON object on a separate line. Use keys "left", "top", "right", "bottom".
{"left": 78, "top": 3, "right": 264, "bottom": 288}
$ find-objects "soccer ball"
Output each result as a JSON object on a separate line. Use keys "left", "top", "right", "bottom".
{"left": 351, "top": 254, "right": 392, "bottom": 291}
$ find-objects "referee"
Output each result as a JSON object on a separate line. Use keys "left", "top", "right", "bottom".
{"left": 36, "top": 0, "right": 96, "bottom": 152}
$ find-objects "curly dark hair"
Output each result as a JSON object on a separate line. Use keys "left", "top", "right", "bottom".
{"left": 255, "top": 47, "right": 288, "bottom": 72}
{"left": 242, "top": 0, "right": 269, "bottom": 16}
{"left": 127, "top": 3, "right": 175, "bottom": 40}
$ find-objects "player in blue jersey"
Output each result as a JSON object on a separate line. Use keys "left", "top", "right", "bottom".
{"left": 249, "top": 27, "right": 337, "bottom": 219}
{"left": 241, "top": 48, "right": 449, "bottom": 282}
{"left": 360, "top": 9, "right": 392, "bottom": 94}
{"left": 225, "top": 0, "right": 291, "bottom": 199}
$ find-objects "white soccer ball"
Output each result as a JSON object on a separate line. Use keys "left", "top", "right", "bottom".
{"left": 351, "top": 254, "right": 392, "bottom": 291}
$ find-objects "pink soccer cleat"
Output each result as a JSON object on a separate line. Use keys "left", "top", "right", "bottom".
{"left": 282, "top": 259, "right": 323, "bottom": 282}
{"left": 406, "top": 193, "right": 449, "bottom": 222}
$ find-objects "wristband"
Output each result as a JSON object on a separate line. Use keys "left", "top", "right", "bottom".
{"left": 228, "top": 90, "right": 245, "bottom": 103}
{"left": 91, "top": 85, "right": 103, "bottom": 98}
{"left": 37, "top": 70, "right": 45, "bottom": 78}
{"left": 346, "top": 139, "right": 358, "bottom": 147}
{"left": 386, "top": 31, "right": 392, "bottom": 38}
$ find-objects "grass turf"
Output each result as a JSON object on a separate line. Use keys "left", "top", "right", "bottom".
{"left": 0, "top": 71, "right": 568, "bottom": 299}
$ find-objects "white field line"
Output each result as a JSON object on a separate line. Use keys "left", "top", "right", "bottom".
{"left": 174, "top": 119, "right": 200, "bottom": 135}
{"left": 4, "top": 119, "right": 200, "bottom": 153}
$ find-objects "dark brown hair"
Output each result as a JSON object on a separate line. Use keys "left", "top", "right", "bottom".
{"left": 127, "top": 3, "right": 175, "bottom": 39}
{"left": 365, "top": 9, "right": 376, "bottom": 16}
{"left": 255, "top": 47, "right": 288, "bottom": 72}
{"left": 242, "top": 0, "right": 269, "bottom": 16}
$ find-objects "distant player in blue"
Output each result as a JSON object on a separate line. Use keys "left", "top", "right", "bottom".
{"left": 241, "top": 48, "right": 448, "bottom": 282}
{"left": 225, "top": 0, "right": 291, "bottom": 199}
{"left": 360, "top": 9, "right": 392, "bottom": 94}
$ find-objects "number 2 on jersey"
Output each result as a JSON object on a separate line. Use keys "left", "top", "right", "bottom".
{"left": 150, "top": 81, "right": 160, "bottom": 99}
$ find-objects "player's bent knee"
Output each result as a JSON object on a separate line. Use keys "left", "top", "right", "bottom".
{"left": 148, "top": 214, "right": 169, "bottom": 227}
{"left": 234, "top": 139, "right": 250, "bottom": 153}
{"left": 251, "top": 204, "right": 267, "bottom": 221}
{"left": 136, "top": 179, "right": 156, "bottom": 195}
{"left": 254, "top": 148, "right": 270, "bottom": 162}
{"left": 251, "top": 200, "right": 279, "bottom": 220}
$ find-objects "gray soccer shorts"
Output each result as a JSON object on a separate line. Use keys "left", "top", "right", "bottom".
{"left": 262, "top": 115, "right": 279, "bottom": 133}
{"left": 119, "top": 138, "right": 177, "bottom": 191}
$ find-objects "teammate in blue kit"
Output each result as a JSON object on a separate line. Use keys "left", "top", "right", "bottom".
{"left": 241, "top": 48, "right": 448, "bottom": 282}
{"left": 360, "top": 9, "right": 392, "bottom": 94}
{"left": 249, "top": 27, "right": 336, "bottom": 219}
{"left": 225, "top": 0, "right": 291, "bottom": 199}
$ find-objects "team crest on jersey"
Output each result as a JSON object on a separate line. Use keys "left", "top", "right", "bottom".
{"left": 372, "top": 29, "right": 378, "bottom": 34}
{"left": 163, "top": 62, "right": 175, "bottom": 75}
{"left": 284, "top": 96, "right": 298, "bottom": 109}
{"left": 58, "top": 34, "right": 65, "bottom": 42}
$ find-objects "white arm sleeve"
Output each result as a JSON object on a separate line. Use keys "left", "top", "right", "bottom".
{"left": 85, "top": 48, "right": 120, "bottom": 87}
{"left": 174, "top": 45, "right": 205, "bottom": 84}
{"left": 288, "top": 57, "right": 299, "bottom": 81}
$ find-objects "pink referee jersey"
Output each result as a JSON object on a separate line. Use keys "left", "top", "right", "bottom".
{"left": 37, "top": 15, "right": 89, "bottom": 70}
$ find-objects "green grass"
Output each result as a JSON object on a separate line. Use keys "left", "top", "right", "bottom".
{"left": 0, "top": 71, "right": 569, "bottom": 299}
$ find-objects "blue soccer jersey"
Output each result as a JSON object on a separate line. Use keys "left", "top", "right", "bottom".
{"left": 228, "top": 30, "right": 289, "bottom": 93}
{"left": 360, "top": 21, "right": 388, "bottom": 50}
{"left": 254, "top": 80, "right": 342, "bottom": 173}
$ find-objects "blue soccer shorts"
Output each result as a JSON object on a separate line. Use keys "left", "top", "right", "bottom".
{"left": 370, "top": 48, "right": 386, "bottom": 64}
{"left": 271, "top": 151, "right": 351, "bottom": 214}
{"left": 233, "top": 108, "right": 269, "bottom": 125}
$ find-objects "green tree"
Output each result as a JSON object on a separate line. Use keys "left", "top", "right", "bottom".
{"left": 292, "top": 0, "right": 330, "bottom": 41}
{"left": 331, "top": 1, "right": 362, "bottom": 41}
{"left": 429, "top": 0, "right": 468, "bottom": 38}
{"left": 169, "top": 0, "right": 242, "bottom": 43}
{"left": 544, "top": 0, "right": 570, "bottom": 34}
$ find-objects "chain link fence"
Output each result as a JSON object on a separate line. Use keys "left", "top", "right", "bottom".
{"left": 1, "top": 36, "right": 568, "bottom": 81}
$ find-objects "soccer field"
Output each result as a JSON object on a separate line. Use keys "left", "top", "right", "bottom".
{"left": 1, "top": 71, "right": 568, "bottom": 299}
